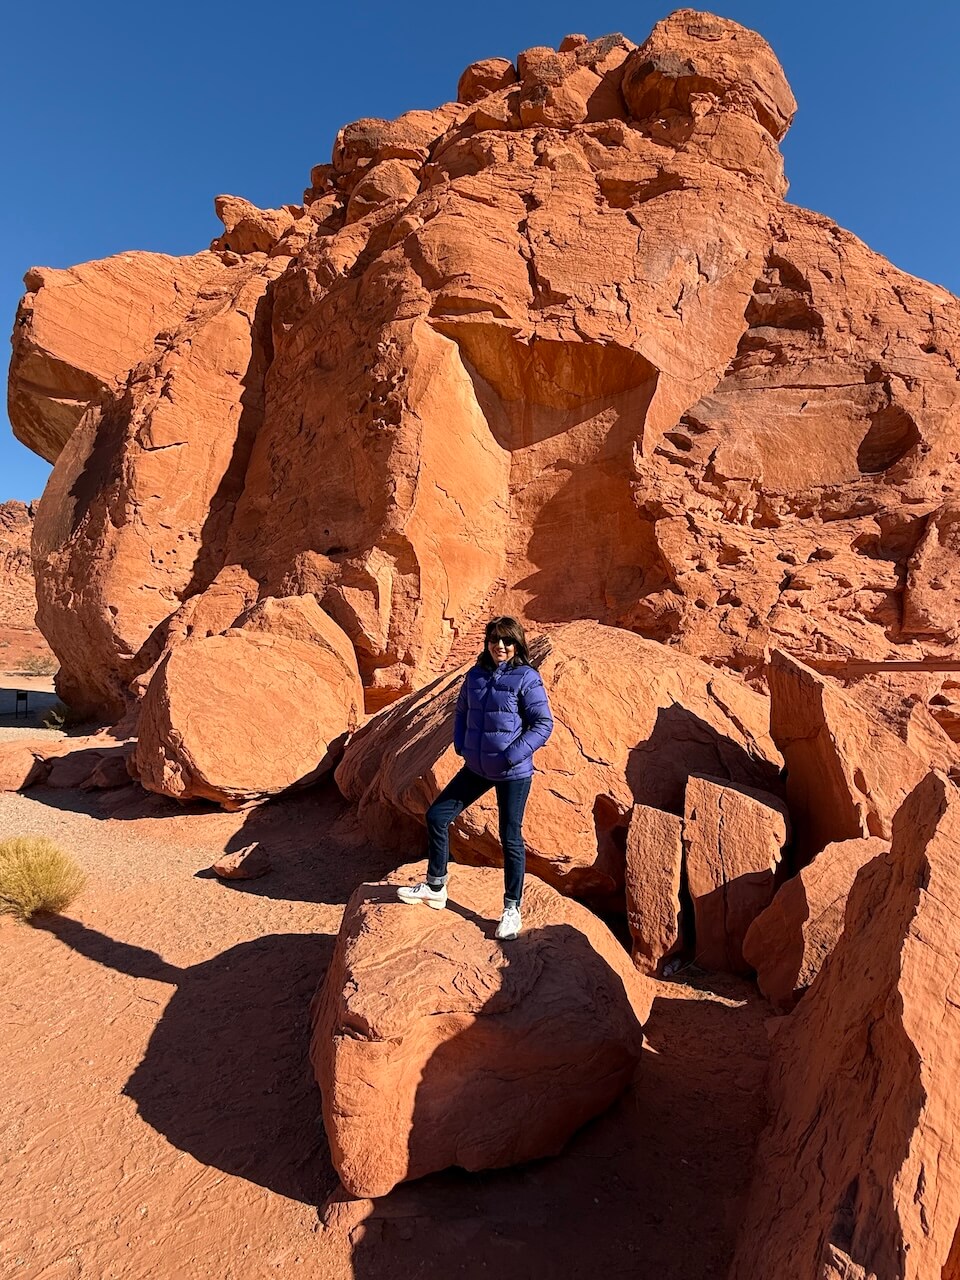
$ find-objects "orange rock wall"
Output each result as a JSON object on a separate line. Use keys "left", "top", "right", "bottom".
{"left": 8, "top": 9, "right": 960, "bottom": 734}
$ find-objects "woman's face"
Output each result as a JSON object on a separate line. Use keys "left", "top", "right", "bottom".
{"left": 487, "top": 635, "right": 516, "bottom": 660}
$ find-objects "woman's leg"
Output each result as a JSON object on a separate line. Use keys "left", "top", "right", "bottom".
{"left": 494, "top": 776, "right": 533, "bottom": 906}
{"left": 425, "top": 767, "right": 492, "bottom": 886}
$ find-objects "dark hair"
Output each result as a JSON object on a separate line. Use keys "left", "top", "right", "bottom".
{"left": 478, "top": 616, "right": 529, "bottom": 670}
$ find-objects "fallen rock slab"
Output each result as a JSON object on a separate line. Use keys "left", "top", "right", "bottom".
{"left": 0, "top": 740, "right": 49, "bottom": 792}
{"left": 729, "top": 770, "right": 960, "bottom": 1279}
{"left": 742, "top": 836, "right": 886, "bottom": 1010}
{"left": 134, "top": 626, "right": 362, "bottom": 808}
{"left": 311, "top": 863, "right": 651, "bottom": 1198}
{"left": 624, "top": 803, "right": 683, "bottom": 974}
{"left": 211, "top": 843, "right": 272, "bottom": 880}
{"left": 684, "top": 776, "right": 788, "bottom": 974}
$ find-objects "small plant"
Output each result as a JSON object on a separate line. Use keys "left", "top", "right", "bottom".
{"left": 0, "top": 836, "right": 86, "bottom": 923}
{"left": 16, "top": 654, "right": 59, "bottom": 677}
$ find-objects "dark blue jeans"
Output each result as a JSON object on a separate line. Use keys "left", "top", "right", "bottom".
{"left": 426, "top": 766, "right": 532, "bottom": 906}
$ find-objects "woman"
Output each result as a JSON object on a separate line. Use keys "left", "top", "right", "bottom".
{"left": 398, "top": 617, "right": 554, "bottom": 939}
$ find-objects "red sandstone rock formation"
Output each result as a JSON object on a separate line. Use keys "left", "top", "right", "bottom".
{"left": 335, "top": 620, "right": 781, "bottom": 899}
{"left": 311, "top": 863, "right": 650, "bottom": 1198}
{"left": 683, "top": 775, "right": 788, "bottom": 974}
{"left": 768, "top": 649, "right": 934, "bottom": 861}
{"left": 132, "top": 602, "right": 363, "bottom": 807}
{"left": 742, "top": 835, "right": 886, "bottom": 1010}
{"left": 10, "top": 10, "right": 960, "bottom": 732}
{"left": 0, "top": 501, "right": 53, "bottom": 671}
{"left": 730, "top": 771, "right": 960, "bottom": 1279}
{"left": 624, "top": 803, "right": 683, "bottom": 974}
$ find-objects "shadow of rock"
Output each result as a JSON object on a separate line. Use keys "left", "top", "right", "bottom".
{"left": 213, "top": 781, "right": 402, "bottom": 906}
{"left": 626, "top": 704, "right": 783, "bottom": 816}
{"left": 40, "top": 915, "right": 339, "bottom": 1205}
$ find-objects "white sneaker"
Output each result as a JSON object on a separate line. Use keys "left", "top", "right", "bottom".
{"left": 397, "top": 882, "right": 448, "bottom": 910}
{"left": 496, "top": 905, "right": 522, "bottom": 940}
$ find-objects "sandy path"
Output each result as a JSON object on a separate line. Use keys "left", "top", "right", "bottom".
{"left": 1, "top": 781, "right": 770, "bottom": 1279}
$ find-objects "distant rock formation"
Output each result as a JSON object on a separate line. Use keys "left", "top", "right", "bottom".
{"left": 0, "top": 501, "right": 54, "bottom": 672}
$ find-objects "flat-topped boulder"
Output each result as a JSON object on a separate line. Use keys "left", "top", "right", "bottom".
{"left": 311, "top": 863, "right": 651, "bottom": 1198}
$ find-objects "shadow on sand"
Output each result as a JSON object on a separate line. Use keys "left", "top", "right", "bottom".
{"left": 39, "top": 915, "right": 340, "bottom": 1205}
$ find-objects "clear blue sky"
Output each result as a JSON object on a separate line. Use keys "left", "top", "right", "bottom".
{"left": 3, "top": 0, "right": 958, "bottom": 502}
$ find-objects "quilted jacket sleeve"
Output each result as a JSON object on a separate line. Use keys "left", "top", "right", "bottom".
{"left": 453, "top": 675, "right": 468, "bottom": 755}
{"left": 504, "top": 669, "right": 554, "bottom": 767}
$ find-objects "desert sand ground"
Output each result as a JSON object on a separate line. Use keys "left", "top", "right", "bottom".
{"left": 1, "top": 745, "right": 770, "bottom": 1280}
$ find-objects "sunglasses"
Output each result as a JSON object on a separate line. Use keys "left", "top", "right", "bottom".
{"left": 487, "top": 637, "right": 516, "bottom": 646}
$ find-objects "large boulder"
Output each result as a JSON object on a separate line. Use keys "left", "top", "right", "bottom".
{"left": 683, "top": 775, "right": 788, "bottom": 974}
{"left": 133, "top": 608, "right": 362, "bottom": 807}
{"left": 621, "top": 10, "right": 797, "bottom": 142}
{"left": 768, "top": 649, "right": 930, "bottom": 860}
{"left": 742, "top": 836, "right": 887, "bottom": 1010}
{"left": 335, "top": 621, "right": 782, "bottom": 899}
{"left": 729, "top": 771, "right": 960, "bottom": 1279}
{"left": 310, "top": 863, "right": 650, "bottom": 1198}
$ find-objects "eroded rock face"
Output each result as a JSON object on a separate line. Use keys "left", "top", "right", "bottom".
{"left": 730, "top": 771, "right": 960, "bottom": 1279}
{"left": 311, "top": 863, "right": 650, "bottom": 1198}
{"left": 683, "top": 775, "right": 788, "bottom": 974}
{"left": 133, "top": 607, "right": 362, "bottom": 807}
{"left": 742, "top": 836, "right": 886, "bottom": 1010}
{"left": 0, "top": 502, "right": 37, "bottom": 632}
{"left": 8, "top": 252, "right": 232, "bottom": 464}
{"left": 768, "top": 649, "right": 930, "bottom": 860}
{"left": 335, "top": 620, "right": 781, "bottom": 899}
{"left": 11, "top": 12, "right": 960, "bottom": 727}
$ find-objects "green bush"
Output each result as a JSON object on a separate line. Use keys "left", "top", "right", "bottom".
{"left": 0, "top": 836, "right": 86, "bottom": 923}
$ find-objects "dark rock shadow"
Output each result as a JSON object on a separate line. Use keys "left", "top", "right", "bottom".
{"left": 39, "top": 914, "right": 339, "bottom": 1206}
{"left": 626, "top": 703, "right": 783, "bottom": 816}
{"left": 345, "top": 962, "right": 768, "bottom": 1280}
{"left": 211, "top": 779, "right": 402, "bottom": 906}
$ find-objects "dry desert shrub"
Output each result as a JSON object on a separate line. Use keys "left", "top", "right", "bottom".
{"left": 16, "top": 654, "right": 58, "bottom": 676}
{"left": 0, "top": 836, "right": 86, "bottom": 922}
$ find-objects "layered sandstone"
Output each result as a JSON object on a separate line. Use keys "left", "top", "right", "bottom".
{"left": 335, "top": 620, "right": 782, "bottom": 898}
{"left": 730, "top": 771, "right": 960, "bottom": 1278}
{"left": 742, "top": 835, "right": 886, "bottom": 1010}
{"left": 311, "top": 864, "right": 650, "bottom": 1198}
{"left": 768, "top": 649, "right": 932, "bottom": 860}
{"left": 624, "top": 804, "right": 683, "bottom": 974}
{"left": 683, "top": 776, "right": 788, "bottom": 974}
{"left": 9, "top": 11, "right": 960, "bottom": 731}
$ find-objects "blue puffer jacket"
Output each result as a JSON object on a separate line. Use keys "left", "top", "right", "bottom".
{"left": 453, "top": 660, "right": 554, "bottom": 780}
